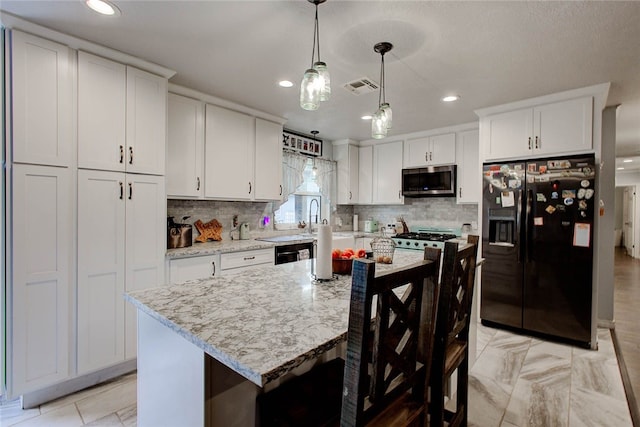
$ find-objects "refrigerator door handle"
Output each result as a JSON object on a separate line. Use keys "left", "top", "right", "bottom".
{"left": 525, "top": 188, "right": 533, "bottom": 263}
{"left": 517, "top": 188, "right": 523, "bottom": 263}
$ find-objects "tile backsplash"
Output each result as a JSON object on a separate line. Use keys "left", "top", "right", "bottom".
{"left": 168, "top": 197, "right": 478, "bottom": 243}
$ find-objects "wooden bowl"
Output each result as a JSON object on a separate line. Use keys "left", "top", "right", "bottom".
{"left": 332, "top": 258, "right": 353, "bottom": 275}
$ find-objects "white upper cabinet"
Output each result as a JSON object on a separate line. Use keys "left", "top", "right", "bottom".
{"left": 254, "top": 119, "right": 283, "bottom": 201}
{"left": 10, "top": 164, "right": 71, "bottom": 396}
{"left": 358, "top": 146, "right": 373, "bottom": 205}
{"left": 373, "top": 141, "right": 404, "bottom": 205}
{"left": 78, "top": 51, "right": 167, "bottom": 175}
{"left": 482, "top": 96, "right": 593, "bottom": 161}
{"left": 125, "top": 67, "right": 167, "bottom": 175}
{"left": 11, "top": 31, "right": 72, "bottom": 167}
{"left": 167, "top": 93, "right": 204, "bottom": 198}
{"left": 456, "top": 129, "right": 480, "bottom": 204}
{"left": 334, "top": 143, "right": 359, "bottom": 204}
{"left": 404, "top": 133, "right": 456, "bottom": 168}
{"left": 204, "top": 104, "right": 254, "bottom": 200}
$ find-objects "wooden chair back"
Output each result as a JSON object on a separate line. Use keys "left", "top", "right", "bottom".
{"left": 341, "top": 248, "right": 441, "bottom": 427}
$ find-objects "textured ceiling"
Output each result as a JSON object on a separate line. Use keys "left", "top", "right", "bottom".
{"left": 1, "top": 1, "right": 639, "bottom": 170}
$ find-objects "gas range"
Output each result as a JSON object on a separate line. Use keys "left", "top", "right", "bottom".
{"left": 392, "top": 228, "right": 459, "bottom": 251}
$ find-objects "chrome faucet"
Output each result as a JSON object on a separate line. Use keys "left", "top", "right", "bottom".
{"left": 308, "top": 198, "right": 319, "bottom": 234}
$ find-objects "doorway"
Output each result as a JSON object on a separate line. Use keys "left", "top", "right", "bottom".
{"left": 622, "top": 186, "right": 638, "bottom": 258}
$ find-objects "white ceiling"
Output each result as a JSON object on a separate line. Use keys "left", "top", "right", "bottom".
{"left": 2, "top": 1, "right": 639, "bottom": 170}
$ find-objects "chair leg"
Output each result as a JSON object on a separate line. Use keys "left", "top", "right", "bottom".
{"left": 429, "top": 375, "right": 445, "bottom": 427}
{"left": 456, "top": 351, "right": 469, "bottom": 427}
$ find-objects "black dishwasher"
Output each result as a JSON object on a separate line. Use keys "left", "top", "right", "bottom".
{"left": 275, "top": 242, "right": 315, "bottom": 264}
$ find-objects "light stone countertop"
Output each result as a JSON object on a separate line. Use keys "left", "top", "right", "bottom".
{"left": 125, "top": 250, "right": 427, "bottom": 387}
{"left": 165, "top": 231, "right": 382, "bottom": 259}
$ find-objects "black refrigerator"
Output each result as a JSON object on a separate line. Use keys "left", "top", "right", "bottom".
{"left": 480, "top": 154, "right": 595, "bottom": 347}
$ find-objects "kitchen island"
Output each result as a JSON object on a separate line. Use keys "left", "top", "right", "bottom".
{"left": 125, "top": 250, "right": 430, "bottom": 427}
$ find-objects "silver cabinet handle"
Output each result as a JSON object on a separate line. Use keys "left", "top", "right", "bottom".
{"left": 528, "top": 137, "right": 532, "bottom": 150}
{"left": 211, "top": 261, "right": 216, "bottom": 277}
{"left": 119, "top": 181, "right": 124, "bottom": 199}
{"left": 197, "top": 177, "right": 201, "bottom": 191}
{"left": 119, "top": 145, "right": 124, "bottom": 163}
{"left": 128, "top": 182, "right": 132, "bottom": 200}
{"left": 129, "top": 146, "right": 134, "bottom": 164}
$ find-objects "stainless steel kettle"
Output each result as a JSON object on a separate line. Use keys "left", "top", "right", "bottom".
{"left": 239, "top": 223, "right": 250, "bottom": 240}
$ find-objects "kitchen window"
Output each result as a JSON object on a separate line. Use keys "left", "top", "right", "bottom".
{"left": 274, "top": 157, "right": 331, "bottom": 230}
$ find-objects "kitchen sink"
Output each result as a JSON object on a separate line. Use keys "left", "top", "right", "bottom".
{"left": 255, "top": 234, "right": 314, "bottom": 243}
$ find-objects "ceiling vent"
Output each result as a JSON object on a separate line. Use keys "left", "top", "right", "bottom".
{"left": 343, "top": 77, "right": 379, "bottom": 95}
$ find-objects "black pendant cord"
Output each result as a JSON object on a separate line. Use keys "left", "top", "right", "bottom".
{"left": 378, "top": 53, "right": 385, "bottom": 107}
{"left": 315, "top": 4, "right": 321, "bottom": 63}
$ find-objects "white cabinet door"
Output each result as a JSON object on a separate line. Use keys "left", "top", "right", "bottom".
{"left": 373, "top": 141, "right": 403, "bottom": 205}
{"left": 11, "top": 31, "right": 72, "bottom": 167}
{"left": 126, "top": 67, "right": 167, "bottom": 175}
{"left": 429, "top": 133, "right": 456, "bottom": 165}
{"left": 204, "top": 104, "right": 254, "bottom": 200}
{"left": 482, "top": 108, "right": 533, "bottom": 160}
{"left": 335, "top": 144, "right": 359, "bottom": 204}
{"left": 358, "top": 146, "right": 373, "bottom": 204}
{"left": 124, "top": 174, "right": 166, "bottom": 359}
{"left": 11, "top": 164, "right": 71, "bottom": 395}
{"left": 169, "top": 255, "right": 219, "bottom": 284}
{"left": 77, "top": 170, "right": 126, "bottom": 374}
{"left": 534, "top": 97, "right": 593, "bottom": 156}
{"left": 78, "top": 51, "right": 127, "bottom": 172}
{"left": 405, "top": 133, "right": 455, "bottom": 167}
{"left": 456, "top": 129, "right": 480, "bottom": 204}
{"left": 254, "top": 119, "right": 283, "bottom": 201}
{"left": 167, "top": 93, "right": 204, "bottom": 198}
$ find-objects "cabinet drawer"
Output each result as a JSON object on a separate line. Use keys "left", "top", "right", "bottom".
{"left": 169, "top": 254, "right": 219, "bottom": 284}
{"left": 220, "top": 248, "right": 273, "bottom": 271}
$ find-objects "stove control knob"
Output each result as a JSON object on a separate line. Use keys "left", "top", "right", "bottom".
{"left": 432, "top": 243, "right": 437, "bottom": 247}
{"left": 414, "top": 242, "right": 419, "bottom": 247}
{"left": 405, "top": 242, "right": 410, "bottom": 246}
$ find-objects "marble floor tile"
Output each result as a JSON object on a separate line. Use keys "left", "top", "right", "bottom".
{"left": 569, "top": 386, "right": 632, "bottom": 427}
{"left": 489, "top": 330, "right": 532, "bottom": 353}
{"left": 572, "top": 354, "right": 626, "bottom": 401}
{"left": 11, "top": 403, "right": 82, "bottom": 427}
{"left": 471, "top": 346, "right": 527, "bottom": 390}
{"left": 75, "top": 379, "right": 136, "bottom": 425}
{"left": 500, "top": 421, "right": 519, "bottom": 427}
{"left": 518, "top": 352, "right": 572, "bottom": 388}
{"left": 528, "top": 338, "right": 573, "bottom": 360}
{"left": 503, "top": 378, "right": 570, "bottom": 427}
{"left": 0, "top": 399, "right": 40, "bottom": 426}
{"left": 468, "top": 372, "right": 512, "bottom": 427}
{"left": 477, "top": 324, "right": 499, "bottom": 355}
{"left": 84, "top": 413, "right": 124, "bottom": 426}
{"left": 116, "top": 404, "right": 136, "bottom": 427}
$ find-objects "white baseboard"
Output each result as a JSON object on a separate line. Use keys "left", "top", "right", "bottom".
{"left": 21, "top": 360, "right": 137, "bottom": 409}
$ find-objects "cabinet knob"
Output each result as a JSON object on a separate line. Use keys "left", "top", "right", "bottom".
{"left": 129, "top": 146, "right": 134, "bottom": 164}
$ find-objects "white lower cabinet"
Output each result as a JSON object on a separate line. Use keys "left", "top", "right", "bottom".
{"left": 9, "top": 164, "right": 72, "bottom": 396}
{"left": 219, "top": 249, "right": 274, "bottom": 276}
{"left": 168, "top": 254, "right": 219, "bottom": 285}
{"left": 77, "top": 170, "right": 165, "bottom": 374}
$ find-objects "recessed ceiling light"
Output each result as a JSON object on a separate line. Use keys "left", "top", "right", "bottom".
{"left": 617, "top": 167, "right": 625, "bottom": 170}
{"left": 623, "top": 159, "right": 633, "bottom": 163}
{"left": 442, "top": 95, "right": 460, "bottom": 102}
{"left": 278, "top": 80, "right": 293, "bottom": 88}
{"left": 86, "top": 0, "right": 120, "bottom": 16}
{"left": 361, "top": 115, "right": 372, "bottom": 120}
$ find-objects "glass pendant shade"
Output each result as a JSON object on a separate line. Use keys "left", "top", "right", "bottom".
{"left": 380, "top": 103, "right": 392, "bottom": 129}
{"left": 313, "top": 61, "right": 331, "bottom": 102}
{"left": 300, "top": 68, "right": 321, "bottom": 111}
{"left": 371, "top": 108, "right": 389, "bottom": 139}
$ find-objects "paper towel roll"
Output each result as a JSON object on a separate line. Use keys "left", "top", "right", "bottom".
{"left": 353, "top": 214, "right": 359, "bottom": 232}
{"left": 316, "top": 224, "right": 333, "bottom": 280}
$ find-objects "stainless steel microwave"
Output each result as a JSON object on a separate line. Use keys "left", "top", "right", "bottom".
{"left": 401, "top": 165, "right": 457, "bottom": 197}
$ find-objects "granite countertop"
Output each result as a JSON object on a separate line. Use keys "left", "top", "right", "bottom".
{"left": 165, "top": 231, "right": 382, "bottom": 259}
{"left": 125, "top": 250, "right": 426, "bottom": 387}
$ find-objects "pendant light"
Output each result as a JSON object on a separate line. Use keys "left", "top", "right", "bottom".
{"left": 300, "top": 0, "right": 331, "bottom": 110}
{"left": 311, "top": 130, "right": 319, "bottom": 178}
{"left": 372, "top": 42, "right": 393, "bottom": 139}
